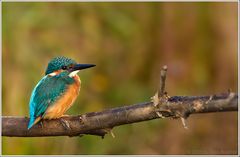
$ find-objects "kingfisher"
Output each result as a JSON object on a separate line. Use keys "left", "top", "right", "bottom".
{"left": 28, "top": 56, "right": 95, "bottom": 129}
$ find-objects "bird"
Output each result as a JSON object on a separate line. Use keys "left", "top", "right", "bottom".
{"left": 27, "top": 56, "right": 95, "bottom": 129}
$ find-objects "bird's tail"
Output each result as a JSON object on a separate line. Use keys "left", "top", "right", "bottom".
{"left": 28, "top": 116, "right": 41, "bottom": 130}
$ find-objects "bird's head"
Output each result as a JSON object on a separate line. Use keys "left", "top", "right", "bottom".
{"left": 45, "top": 56, "right": 95, "bottom": 77}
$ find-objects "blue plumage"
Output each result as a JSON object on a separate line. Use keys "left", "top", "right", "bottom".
{"left": 28, "top": 56, "right": 95, "bottom": 129}
{"left": 28, "top": 73, "right": 74, "bottom": 129}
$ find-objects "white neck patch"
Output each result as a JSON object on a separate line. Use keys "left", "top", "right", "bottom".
{"left": 69, "top": 70, "right": 80, "bottom": 77}
{"left": 48, "top": 72, "right": 57, "bottom": 76}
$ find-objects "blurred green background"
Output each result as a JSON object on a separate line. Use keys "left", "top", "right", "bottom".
{"left": 2, "top": 2, "right": 237, "bottom": 155}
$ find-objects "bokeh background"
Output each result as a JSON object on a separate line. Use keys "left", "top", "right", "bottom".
{"left": 2, "top": 2, "right": 238, "bottom": 155}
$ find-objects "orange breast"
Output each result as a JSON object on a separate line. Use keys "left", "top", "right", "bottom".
{"left": 44, "top": 75, "right": 81, "bottom": 119}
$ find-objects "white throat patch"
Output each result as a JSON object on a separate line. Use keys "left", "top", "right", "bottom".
{"left": 69, "top": 70, "right": 80, "bottom": 77}
{"left": 49, "top": 72, "right": 57, "bottom": 76}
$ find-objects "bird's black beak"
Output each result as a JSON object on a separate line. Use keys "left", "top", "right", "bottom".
{"left": 71, "top": 64, "right": 96, "bottom": 72}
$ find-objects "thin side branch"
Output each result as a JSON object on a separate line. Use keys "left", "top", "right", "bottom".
{"left": 158, "top": 65, "right": 168, "bottom": 97}
{"left": 2, "top": 92, "right": 238, "bottom": 137}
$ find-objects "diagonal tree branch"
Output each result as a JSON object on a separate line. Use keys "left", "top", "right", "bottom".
{"left": 2, "top": 92, "right": 237, "bottom": 138}
{"left": 2, "top": 66, "right": 238, "bottom": 138}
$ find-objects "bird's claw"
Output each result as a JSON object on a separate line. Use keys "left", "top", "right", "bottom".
{"left": 40, "top": 121, "right": 44, "bottom": 129}
{"left": 60, "top": 118, "right": 71, "bottom": 131}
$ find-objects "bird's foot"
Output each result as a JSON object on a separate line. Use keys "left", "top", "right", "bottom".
{"left": 40, "top": 120, "right": 44, "bottom": 129}
{"left": 60, "top": 118, "right": 71, "bottom": 131}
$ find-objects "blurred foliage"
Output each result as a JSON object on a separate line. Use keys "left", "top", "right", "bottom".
{"left": 2, "top": 2, "right": 237, "bottom": 155}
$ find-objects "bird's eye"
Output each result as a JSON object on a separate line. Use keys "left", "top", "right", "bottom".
{"left": 62, "top": 66, "right": 67, "bottom": 70}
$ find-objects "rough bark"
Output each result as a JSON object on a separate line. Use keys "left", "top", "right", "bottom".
{"left": 2, "top": 92, "right": 237, "bottom": 138}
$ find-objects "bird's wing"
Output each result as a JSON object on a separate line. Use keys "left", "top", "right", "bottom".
{"left": 29, "top": 75, "right": 70, "bottom": 119}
